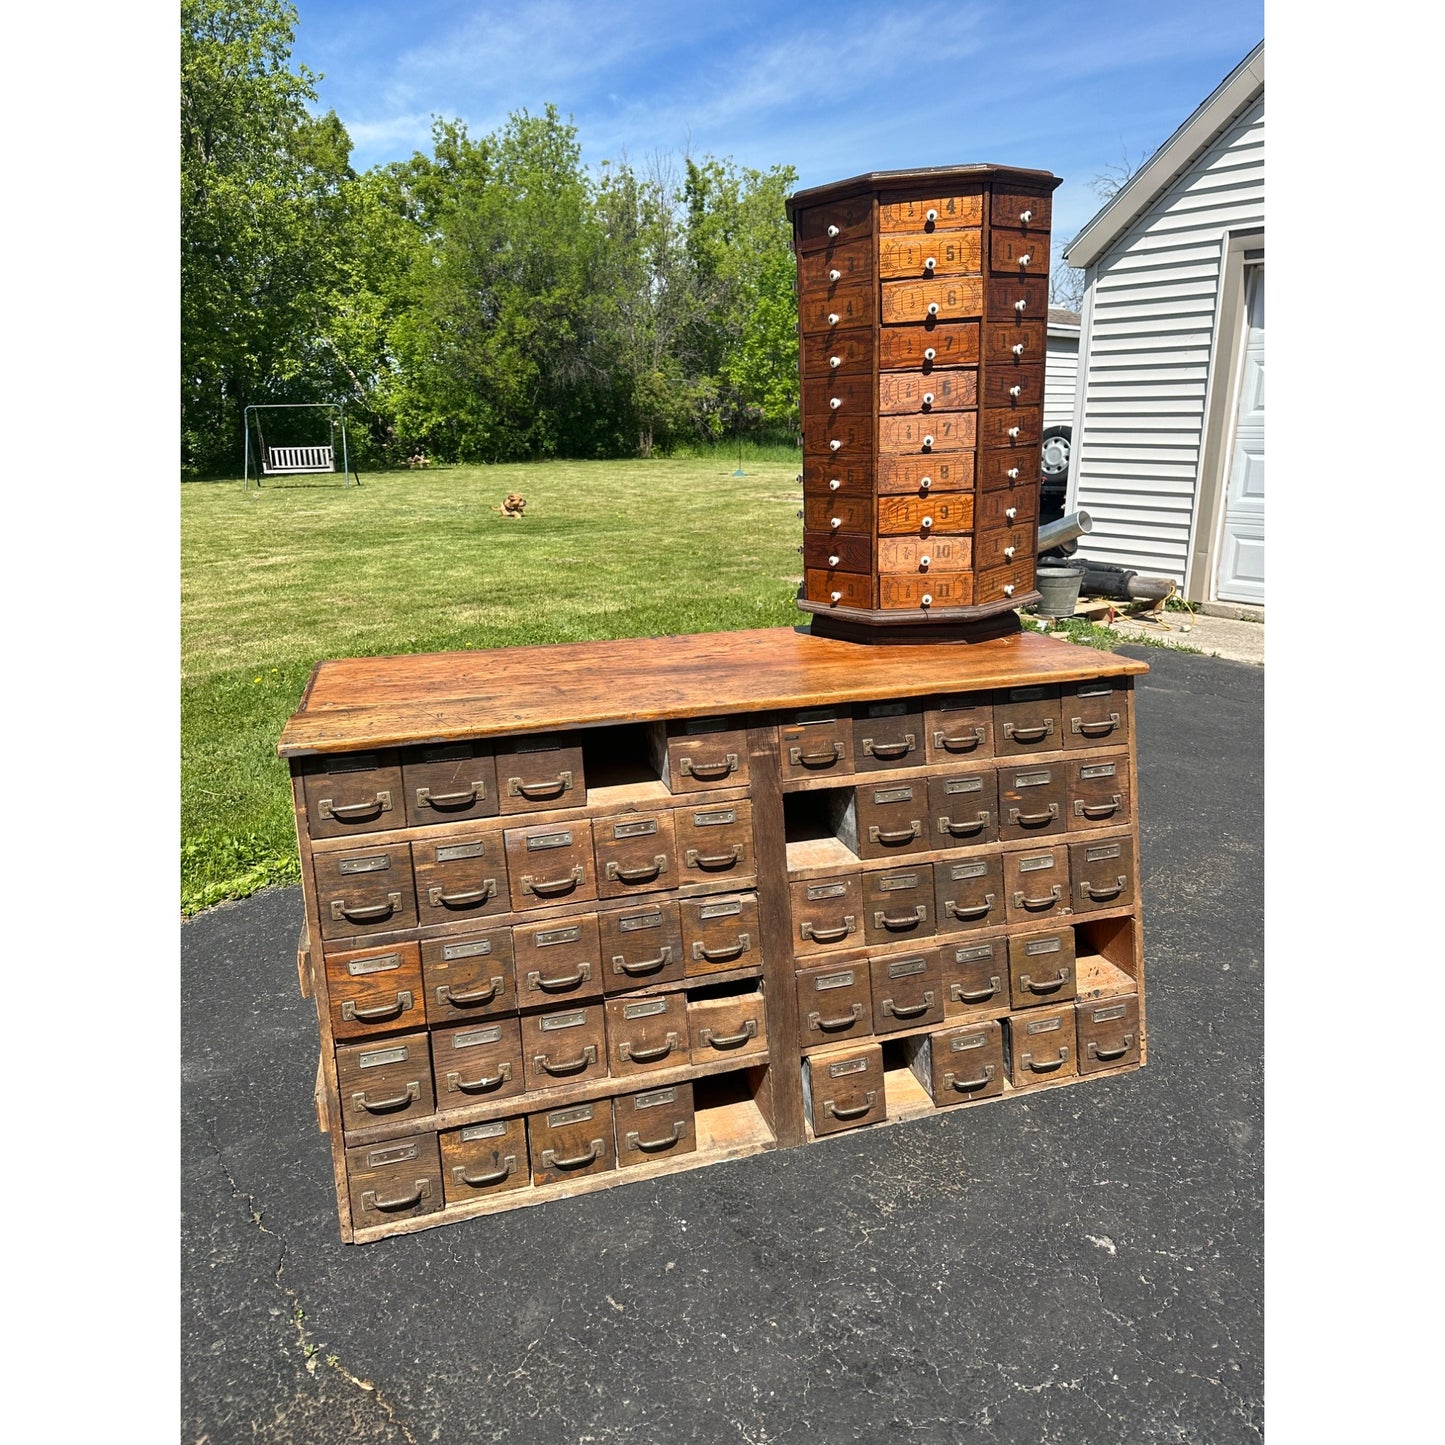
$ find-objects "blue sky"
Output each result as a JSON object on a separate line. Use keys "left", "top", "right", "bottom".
{"left": 290, "top": 0, "right": 1263, "bottom": 253}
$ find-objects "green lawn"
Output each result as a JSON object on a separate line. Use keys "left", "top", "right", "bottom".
{"left": 180, "top": 453, "right": 805, "bottom": 915}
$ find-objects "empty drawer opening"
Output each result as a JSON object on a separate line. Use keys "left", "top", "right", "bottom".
{"left": 581, "top": 724, "right": 665, "bottom": 792}
{"left": 1073, "top": 915, "right": 1137, "bottom": 998}
{"left": 692, "top": 1066, "right": 775, "bottom": 1150}
{"left": 784, "top": 789, "right": 859, "bottom": 871}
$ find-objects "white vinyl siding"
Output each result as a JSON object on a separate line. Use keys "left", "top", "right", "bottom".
{"left": 1044, "top": 330, "right": 1078, "bottom": 428}
{"left": 1070, "top": 95, "right": 1264, "bottom": 583}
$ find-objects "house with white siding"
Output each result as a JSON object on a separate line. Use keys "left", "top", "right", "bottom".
{"left": 1044, "top": 308, "right": 1081, "bottom": 430}
{"left": 1063, "top": 41, "right": 1264, "bottom": 607}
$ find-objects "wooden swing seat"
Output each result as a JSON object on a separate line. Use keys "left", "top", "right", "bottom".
{"left": 263, "top": 445, "right": 335, "bottom": 475}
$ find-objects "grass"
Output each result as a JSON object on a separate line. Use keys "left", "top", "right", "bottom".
{"left": 181, "top": 456, "right": 805, "bottom": 915}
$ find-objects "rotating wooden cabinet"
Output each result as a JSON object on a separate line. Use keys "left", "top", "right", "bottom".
{"left": 787, "top": 165, "right": 1060, "bottom": 637}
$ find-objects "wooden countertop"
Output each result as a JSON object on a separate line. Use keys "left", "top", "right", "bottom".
{"left": 278, "top": 626, "right": 1148, "bottom": 757}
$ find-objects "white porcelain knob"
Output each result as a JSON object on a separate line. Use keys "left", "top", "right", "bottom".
{"left": 1015, "top": 299, "right": 1028, "bottom": 312}
{"left": 922, "top": 434, "right": 935, "bottom": 449}
{"left": 829, "top": 439, "right": 841, "bottom": 451}
{"left": 829, "top": 397, "right": 842, "bottom": 410}
{"left": 924, "top": 256, "right": 936, "bottom": 272}
{"left": 1012, "top": 343, "right": 1024, "bottom": 356}
{"left": 828, "top": 312, "right": 840, "bottom": 326}
{"left": 1008, "top": 467, "right": 1020, "bottom": 479}
{"left": 1004, "top": 545, "right": 1016, "bottom": 558}
{"left": 921, "top": 515, "right": 933, "bottom": 529}
{"left": 829, "top": 478, "right": 841, "bottom": 491}
{"left": 829, "top": 269, "right": 841, "bottom": 282}
{"left": 830, "top": 516, "right": 841, "bottom": 528}
{"left": 1005, "top": 506, "right": 1017, "bottom": 519}
{"left": 922, "top": 392, "right": 935, "bottom": 406}
{"left": 1010, "top": 385, "right": 1022, "bottom": 398}
{"left": 919, "top": 476, "right": 932, "bottom": 490}
{"left": 829, "top": 355, "right": 842, "bottom": 368}
{"left": 1008, "top": 426, "right": 1021, "bottom": 439}
{"left": 927, "top": 302, "right": 940, "bottom": 316}
{"left": 1003, "top": 583, "right": 1015, "bottom": 596}
{"left": 827, "top": 224, "right": 840, "bottom": 238}
{"left": 828, "top": 555, "right": 840, "bottom": 567}
{"left": 830, "top": 590, "right": 842, "bottom": 602}
{"left": 926, "top": 208, "right": 938, "bottom": 222}
{"left": 923, "top": 347, "right": 936, "bottom": 361}
{"left": 919, "top": 555, "right": 931, "bottom": 569}
{"left": 921, "top": 593, "right": 934, "bottom": 607}
{"left": 1020, "top": 209, "right": 1033, "bottom": 224}
{"left": 1018, "top": 254, "right": 1031, "bottom": 268}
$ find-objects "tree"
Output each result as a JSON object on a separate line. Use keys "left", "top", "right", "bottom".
{"left": 1049, "top": 144, "right": 1154, "bottom": 315}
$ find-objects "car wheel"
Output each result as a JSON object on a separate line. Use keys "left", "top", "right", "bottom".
{"left": 1040, "top": 425, "right": 1071, "bottom": 481}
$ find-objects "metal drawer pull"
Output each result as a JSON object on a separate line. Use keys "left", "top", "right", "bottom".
{"left": 509, "top": 772, "right": 573, "bottom": 799}
{"left": 447, "top": 1064, "right": 512, "bottom": 1094}
{"left": 527, "top": 964, "right": 591, "bottom": 992}
{"left": 319, "top": 792, "right": 390, "bottom": 821}
{"left": 1073, "top": 713, "right": 1121, "bottom": 736}
{"left": 534, "top": 1046, "right": 597, "bottom": 1077}
{"left": 415, "top": 783, "right": 483, "bottom": 809}
{"left": 680, "top": 753, "right": 738, "bottom": 778}
{"left": 620, "top": 1032, "right": 680, "bottom": 1063}
{"left": 439, "top": 976, "right": 504, "bottom": 1007}
{"left": 627, "top": 1121, "right": 687, "bottom": 1154}
{"left": 428, "top": 881, "right": 497, "bottom": 908}
{"left": 940, "top": 813, "right": 987, "bottom": 837}
{"left": 1005, "top": 721, "right": 1053, "bottom": 742}
{"left": 809, "top": 1003, "right": 865, "bottom": 1032}
{"left": 693, "top": 933, "right": 748, "bottom": 962}
{"left": 884, "top": 993, "right": 935, "bottom": 1019}
{"left": 454, "top": 1157, "right": 516, "bottom": 1188}
{"left": 700, "top": 1020, "right": 757, "bottom": 1049}
{"left": 1089, "top": 1036, "right": 1134, "bottom": 1061}
{"left": 1076, "top": 797, "right": 1121, "bottom": 819}
{"left": 875, "top": 907, "right": 925, "bottom": 931}
{"left": 863, "top": 734, "right": 916, "bottom": 759}
{"left": 1083, "top": 876, "right": 1127, "bottom": 902}
{"left": 332, "top": 893, "right": 400, "bottom": 923}
{"left": 362, "top": 1180, "right": 428, "bottom": 1213}
{"left": 946, "top": 1064, "right": 995, "bottom": 1091}
{"left": 686, "top": 845, "right": 744, "bottom": 870}
{"left": 1021, "top": 970, "right": 1069, "bottom": 995}
{"left": 934, "top": 728, "right": 983, "bottom": 751}
{"left": 1021, "top": 1047, "right": 1069, "bottom": 1073}
{"left": 606, "top": 855, "right": 667, "bottom": 882}
{"left": 1013, "top": 885, "right": 1062, "bottom": 910}
{"left": 542, "top": 1139, "right": 604, "bottom": 1170}
{"left": 352, "top": 1081, "right": 419, "bottom": 1114}
{"left": 522, "top": 866, "right": 585, "bottom": 896}
{"left": 946, "top": 895, "right": 994, "bottom": 920}
{"left": 342, "top": 991, "right": 412, "bottom": 1023}
{"left": 952, "top": 976, "right": 1001, "bottom": 1002}
{"left": 826, "top": 1091, "right": 877, "bottom": 1120}
{"left": 869, "top": 822, "right": 921, "bottom": 845}
{"left": 1009, "top": 805, "right": 1059, "bottom": 826}
{"left": 801, "top": 917, "right": 856, "bottom": 943}
{"left": 615, "top": 947, "right": 672, "bottom": 975}
{"left": 790, "top": 741, "right": 845, "bottom": 766}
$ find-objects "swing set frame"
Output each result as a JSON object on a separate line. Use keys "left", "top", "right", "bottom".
{"left": 242, "top": 403, "right": 361, "bottom": 489}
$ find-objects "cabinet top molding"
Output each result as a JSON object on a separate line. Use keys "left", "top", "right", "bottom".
{"left": 785, "top": 165, "right": 1062, "bottom": 216}
{"left": 279, "top": 628, "right": 1147, "bottom": 758}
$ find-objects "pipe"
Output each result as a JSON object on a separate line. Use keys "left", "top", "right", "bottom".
{"left": 1072, "top": 560, "right": 1174, "bottom": 604}
{"left": 1036, "top": 509, "right": 1093, "bottom": 553}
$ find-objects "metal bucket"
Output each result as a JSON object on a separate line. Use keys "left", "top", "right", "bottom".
{"left": 1031, "top": 563, "right": 1085, "bottom": 619}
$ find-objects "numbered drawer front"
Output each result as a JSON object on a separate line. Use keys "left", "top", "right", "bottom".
{"left": 495, "top": 735, "right": 585, "bottom": 815}
{"left": 804, "top": 568, "right": 872, "bottom": 609}
{"left": 876, "top": 453, "right": 974, "bottom": 495}
{"left": 878, "top": 191, "right": 984, "bottom": 231}
{"left": 298, "top": 751, "right": 404, "bottom": 840}
{"left": 439, "top": 1116, "right": 528, "bottom": 1205}
{"left": 598, "top": 900, "right": 686, "bottom": 991}
{"left": 335, "top": 1032, "right": 435, "bottom": 1134}
{"left": 908, "top": 1019, "right": 1005, "bottom": 1103}
{"left": 982, "top": 319, "right": 1046, "bottom": 366}
{"left": 990, "top": 189, "right": 1052, "bottom": 233}
{"left": 941, "top": 936, "right": 1008, "bottom": 1015}
{"left": 852, "top": 699, "right": 924, "bottom": 771}
{"left": 675, "top": 801, "right": 755, "bottom": 884}
{"left": 325, "top": 941, "right": 426, "bottom": 1041}
{"left": 973, "top": 523, "right": 1036, "bottom": 574}
{"left": 413, "top": 824, "right": 510, "bottom": 924}
{"left": 650, "top": 716, "right": 752, "bottom": 795}
{"left": 791, "top": 873, "right": 864, "bottom": 956}
{"left": 985, "top": 276, "right": 1048, "bottom": 323}
{"left": 982, "top": 363, "right": 1047, "bottom": 409}
{"left": 503, "top": 820, "right": 597, "bottom": 912}
{"left": 879, "top": 229, "right": 982, "bottom": 279}
{"left": 799, "top": 282, "right": 874, "bottom": 335}
{"left": 528, "top": 1098, "right": 616, "bottom": 1186}
{"left": 420, "top": 928, "right": 516, "bottom": 1025}
{"left": 878, "top": 412, "right": 976, "bottom": 455}
{"left": 927, "top": 767, "right": 999, "bottom": 847}
{"left": 680, "top": 892, "right": 761, "bottom": 976}
{"left": 1064, "top": 677, "right": 1132, "bottom": 749}
{"left": 605, "top": 992, "right": 689, "bottom": 1077}
{"left": 804, "top": 532, "right": 874, "bottom": 574}
{"left": 1076, "top": 994, "right": 1141, "bottom": 1073}
{"left": 988, "top": 227, "right": 1049, "bottom": 277}
{"left": 803, "top": 457, "right": 874, "bottom": 495}
{"left": 804, "top": 413, "right": 873, "bottom": 461}
{"left": 1007, "top": 927, "right": 1077, "bottom": 1010}
{"left": 401, "top": 741, "right": 498, "bottom": 827}
{"left": 877, "top": 534, "right": 971, "bottom": 574}
{"left": 346, "top": 1133, "right": 443, "bottom": 1228}
{"left": 687, "top": 987, "right": 768, "bottom": 1065}
{"left": 995, "top": 684, "right": 1063, "bottom": 756}
{"left": 863, "top": 863, "right": 936, "bottom": 946}
{"left": 877, "top": 320, "right": 980, "bottom": 371}
{"left": 802, "top": 328, "right": 875, "bottom": 379}
{"left": 1068, "top": 753, "right": 1131, "bottom": 831}
{"left": 977, "top": 447, "right": 1039, "bottom": 492}
{"left": 803, "top": 492, "right": 873, "bottom": 532}
{"left": 975, "top": 483, "right": 1039, "bottom": 530}
{"left": 879, "top": 573, "right": 974, "bottom": 611}
{"left": 881, "top": 276, "right": 983, "bottom": 325}
{"left": 925, "top": 693, "right": 995, "bottom": 764}
{"left": 978, "top": 406, "right": 1043, "bottom": 451}
{"left": 592, "top": 810, "right": 677, "bottom": 898}
{"left": 798, "top": 235, "right": 875, "bottom": 289}
{"left": 878, "top": 368, "right": 977, "bottom": 416}
{"left": 795, "top": 195, "right": 875, "bottom": 252}
{"left": 513, "top": 913, "right": 602, "bottom": 1008}
{"left": 998, "top": 761, "right": 1067, "bottom": 841}
{"left": 615, "top": 1081, "right": 698, "bottom": 1168}
{"left": 869, "top": 949, "right": 944, "bottom": 1034}
{"left": 314, "top": 843, "right": 418, "bottom": 941}
{"left": 876, "top": 491, "right": 974, "bottom": 536}
{"left": 797, "top": 959, "right": 874, "bottom": 1050}
{"left": 935, "top": 854, "right": 1006, "bottom": 934}
{"left": 431, "top": 1017, "right": 526, "bottom": 1106}
{"left": 804, "top": 370, "right": 874, "bottom": 421}
{"left": 854, "top": 777, "right": 929, "bottom": 859}
{"left": 803, "top": 1043, "right": 887, "bottom": 1136}
{"left": 779, "top": 707, "right": 855, "bottom": 781}
{"left": 1004, "top": 844, "right": 1070, "bottom": 924}
{"left": 975, "top": 557, "right": 1037, "bottom": 607}
{"left": 520, "top": 1004, "right": 609, "bottom": 1094}
{"left": 1068, "top": 838, "right": 1134, "bottom": 914}
{"left": 1006, "top": 1007, "right": 1078, "bottom": 1086}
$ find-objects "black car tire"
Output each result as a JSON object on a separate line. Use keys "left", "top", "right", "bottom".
{"left": 1040, "top": 425, "right": 1071, "bottom": 481}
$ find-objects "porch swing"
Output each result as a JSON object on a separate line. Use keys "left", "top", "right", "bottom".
{"left": 242, "top": 402, "right": 361, "bottom": 489}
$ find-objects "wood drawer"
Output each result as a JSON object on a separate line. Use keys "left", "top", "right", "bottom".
{"left": 605, "top": 992, "right": 689, "bottom": 1077}
{"left": 804, "top": 371, "right": 874, "bottom": 421}
{"left": 647, "top": 717, "right": 751, "bottom": 795}
{"left": 1076, "top": 994, "right": 1141, "bottom": 1073}
{"left": 797, "top": 958, "right": 873, "bottom": 1049}
{"left": 314, "top": 843, "right": 417, "bottom": 941}
{"left": 298, "top": 751, "right": 404, "bottom": 840}
{"left": 973, "top": 523, "right": 1036, "bottom": 573}
{"left": 503, "top": 820, "right": 597, "bottom": 912}
{"left": 401, "top": 741, "right": 499, "bottom": 827}
{"left": 803, "top": 492, "right": 872, "bottom": 532}
{"left": 852, "top": 699, "right": 924, "bottom": 771}
{"left": 675, "top": 800, "right": 754, "bottom": 885}
{"left": 439, "top": 1117, "right": 528, "bottom": 1205}
{"left": 413, "top": 824, "right": 510, "bottom": 925}
{"left": 975, "top": 484, "right": 1039, "bottom": 529}
{"left": 1069, "top": 837, "right": 1135, "bottom": 914}
{"left": 431, "top": 1017, "right": 525, "bottom": 1106}
{"left": 878, "top": 191, "right": 983, "bottom": 231}
{"left": 802, "top": 457, "right": 874, "bottom": 494}
{"left": 977, "top": 448, "right": 1039, "bottom": 492}
{"left": 877, "top": 320, "right": 979, "bottom": 370}
{"left": 853, "top": 775, "right": 929, "bottom": 859}
{"left": 592, "top": 809, "right": 678, "bottom": 899}
{"left": 879, "top": 230, "right": 981, "bottom": 278}
{"left": 982, "top": 363, "right": 1047, "bottom": 408}
{"left": 495, "top": 735, "right": 585, "bottom": 815}
{"left": 598, "top": 899, "right": 686, "bottom": 991}
{"left": 877, "top": 368, "right": 977, "bottom": 415}
{"left": 998, "top": 760, "right": 1067, "bottom": 841}
{"left": 803, "top": 532, "right": 874, "bottom": 573}
{"left": 528, "top": 1098, "right": 616, "bottom": 1186}
{"left": 1007, "top": 926, "right": 1077, "bottom": 1010}
{"left": 615, "top": 1081, "right": 698, "bottom": 1167}
{"left": 940, "top": 936, "right": 1008, "bottom": 1015}
{"left": 876, "top": 535, "right": 971, "bottom": 573}
{"left": 799, "top": 282, "right": 874, "bottom": 334}
{"left": 802, "top": 329, "right": 874, "bottom": 378}
{"left": 881, "top": 276, "right": 983, "bottom": 325}
{"left": 1064, "top": 677, "right": 1132, "bottom": 749}
{"left": 935, "top": 853, "right": 1005, "bottom": 933}
{"left": 790, "top": 873, "right": 864, "bottom": 956}
{"left": 804, "top": 568, "right": 872, "bottom": 609}
{"left": 988, "top": 227, "right": 1049, "bottom": 277}
{"left": 863, "top": 863, "right": 935, "bottom": 946}
{"left": 995, "top": 684, "right": 1063, "bottom": 755}
{"left": 324, "top": 941, "right": 426, "bottom": 1041}
{"left": 420, "top": 928, "right": 516, "bottom": 1025}
{"left": 802, "top": 1043, "right": 886, "bottom": 1135}
{"left": 346, "top": 1133, "right": 443, "bottom": 1227}
{"left": 797, "top": 235, "right": 874, "bottom": 289}
{"left": 974, "top": 557, "right": 1036, "bottom": 606}
{"left": 1004, "top": 844, "right": 1070, "bottom": 924}
{"left": 680, "top": 892, "right": 761, "bottom": 976}
{"left": 520, "top": 1004, "right": 609, "bottom": 1093}
{"left": 335, "top": 1032, "right": 435, "bottom": 1134}
{"left": 795, "top": 195, "right": 874, "bottom": 252}
{"left": 927, "top": 767, "right": 999, "bottom": 847}
{"left": 513, "top": 913, "right": 602, "bottom": 1008}
{"left": 876, "top": 492, "right": 974, "bottom": 535}
{"left": 1006, "top": 1007, "right": 1078, "bottom": 1086}
{"left": 879, "top": 573, "right": 974, "bottom": 610}
{"left": 990, "top": 190, "right": 1052, "bottom": 232}
{"left": 978, "top": 406, "right": 1042, "bottom": 450}
{"left": 924, "top": 694, "right": 995, "bottom": 763}
{"left": 981, "top": 319, "right": 1046, "bottom": 365}
{"left": 804, "top": 413, "right": 872, "bottom": 461}
{"left": 875, "top": 454, "right": 974, "bottom": 494}
{"left": 985, "top": 276, "right": 1048, "bottom": 322}
{"left": 869, "top": 949, "right": 944, "bottom": 1034}
{"left": 904, "top": 1019, "right": 1004, "bottom": 1103}
{"left": 778, "top": 706, "right": 855, "bottom": 781}
{"left": 878, "top": 412, "right": 976, "bottom": 455}
{"left": 1067, "top": 753, "right": 1131, "bottom": 831}
{"left": 687, "top": 986, "right": 767, "bottom": 1064}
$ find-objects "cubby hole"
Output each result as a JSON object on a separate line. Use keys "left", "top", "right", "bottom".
{"left": 783, "top": 788, "right": 859, "bottom": 870}
{"left": 580, "top": 723, "right": 666, "bottom": 793}
{"left": 1073, "top": 915, "right": 1137, "bottom": 998}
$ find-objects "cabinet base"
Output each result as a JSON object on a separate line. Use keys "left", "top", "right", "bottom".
{"left": 799, "top": 594, "right": 1035, "bottom": 645}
